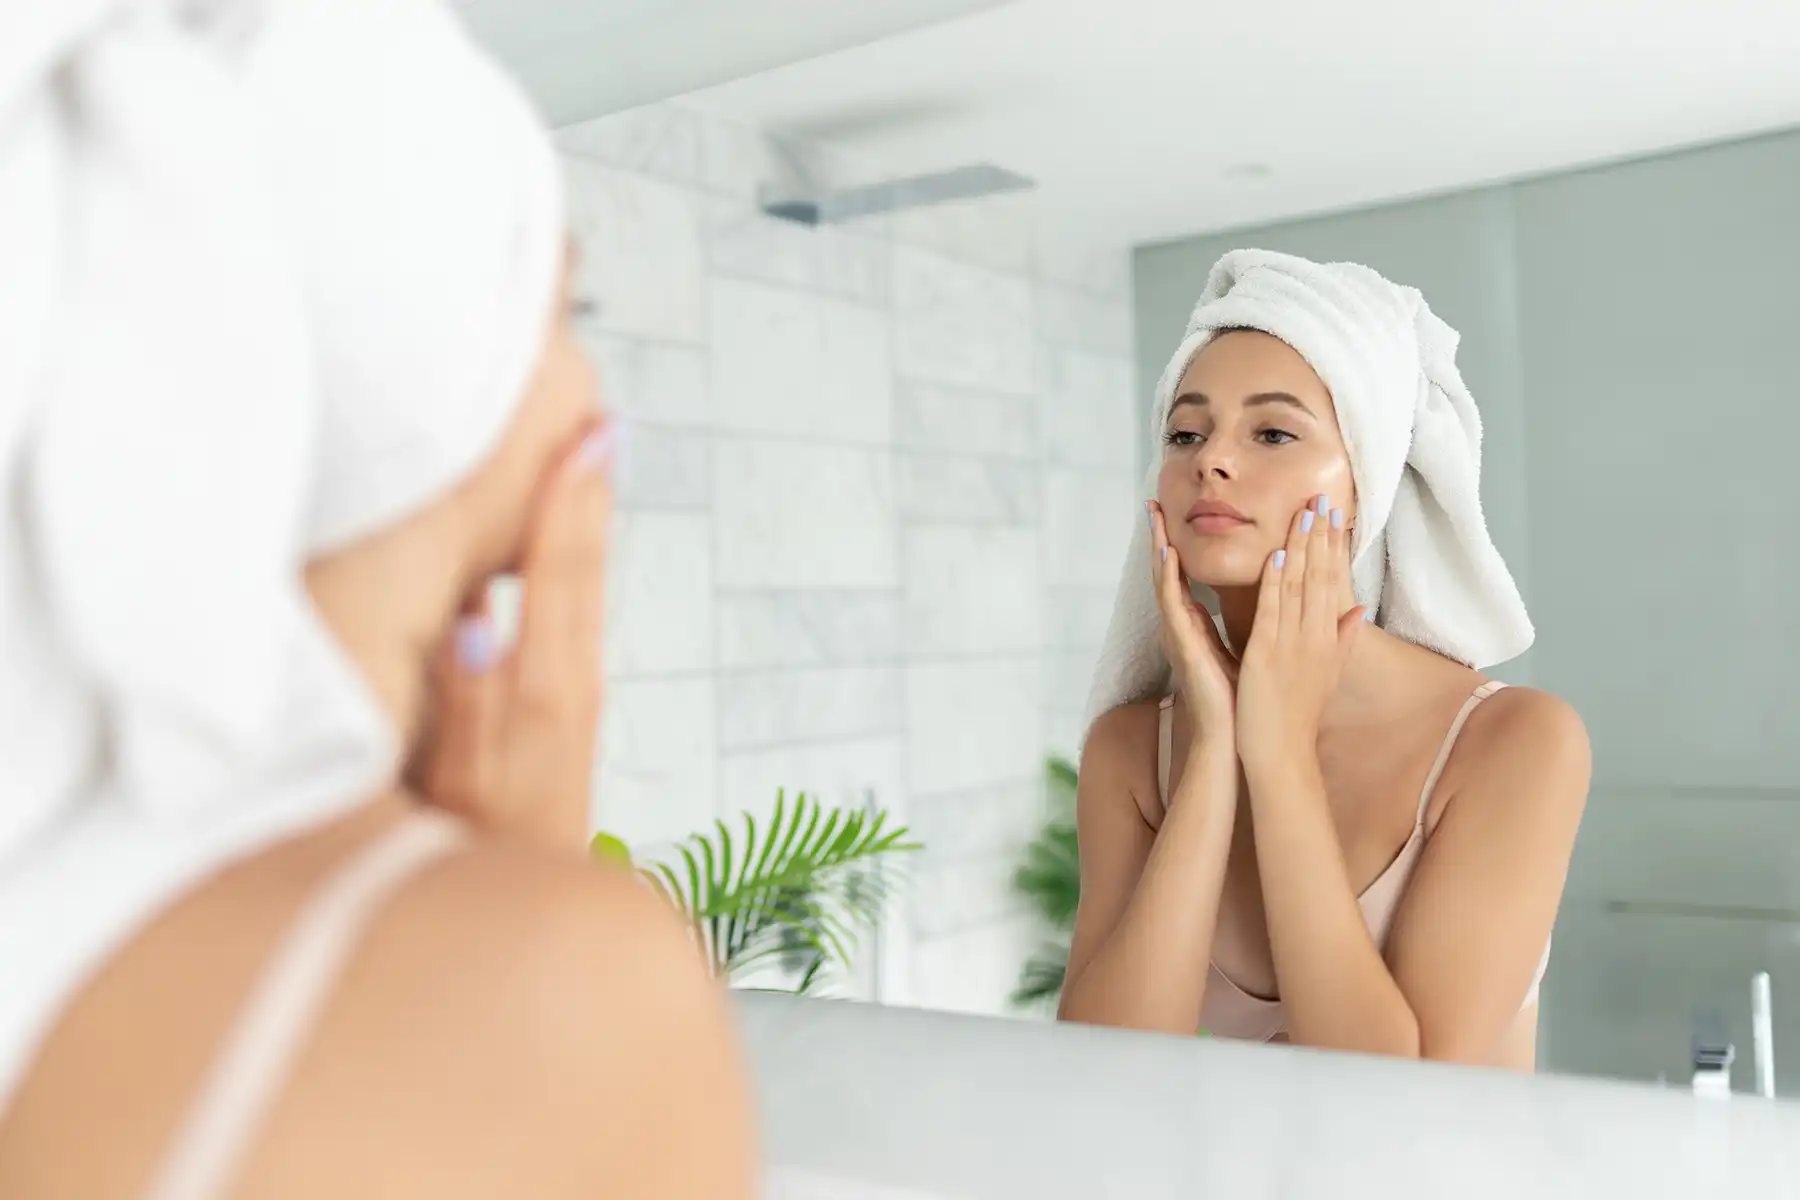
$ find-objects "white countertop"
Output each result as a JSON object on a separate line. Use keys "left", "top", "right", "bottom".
{"left": 736, "top": 993, "right": 1800, "bottom": 1199}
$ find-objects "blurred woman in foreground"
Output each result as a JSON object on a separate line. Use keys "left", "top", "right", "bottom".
{"left": 0, "top": 1, "right": 754, "bottom": 1195}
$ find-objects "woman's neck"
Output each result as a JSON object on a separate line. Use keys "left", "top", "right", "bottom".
{"left": 1213, "top": 584, "right": 1413, "bottom": 730}
{"left": 1215, "top": 586, "right": 1260, "bottom": 659}
{"left": 304, "top": 522, "right": 469, "bottom": 750}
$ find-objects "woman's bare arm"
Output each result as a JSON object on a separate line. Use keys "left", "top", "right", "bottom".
{"left": 1382, "top": 688, "right": 1591, "bottom": 1062}
{"left": 1057, "top": 703, "right": 1239, "bottom": 1035}
{"left": 1246, "top": 687, "right": 1589, "bottom": 1058}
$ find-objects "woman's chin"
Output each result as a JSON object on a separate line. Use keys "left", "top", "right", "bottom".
{"left": 1177, "top": 541, "right": 1269, "bottom": 591}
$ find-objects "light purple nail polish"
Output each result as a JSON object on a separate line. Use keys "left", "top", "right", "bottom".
{"left": 1273, "top": 549, "right": 1286, "bottom": 569}
{"left": 1161, "top": 546, "right": 1168, "bottom": 563}
{"left": 455, "top": 615, "right": 499, "bottom": 673}
{"left": 1300, "top": 509, "right": 1315, "bottom": 533}
{"left": 1364, "top": 609, "right": 1376, "bottom": 623}
{"left": 1316, "top": 493, "right": 1329, "bottom": 513}
{"left": 1330, "top": 507, "right": 1345, "bottom": 530}
{"left": 580, "top": 422, "right": 621, "bottom": 473}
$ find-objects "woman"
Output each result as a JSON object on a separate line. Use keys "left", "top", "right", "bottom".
{"left": 0, "top": 1, "right": 753, "bottom": 1196}
{"left": 1059, "top": 250, "right": 1590, "bottom": 1069}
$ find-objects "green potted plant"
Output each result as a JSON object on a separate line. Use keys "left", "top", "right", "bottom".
{"left": 592, "top": 790, "right": 919, "bottom": 995}
{"left": 1009, "top": 756, "right": 1081, "bottom": 1009}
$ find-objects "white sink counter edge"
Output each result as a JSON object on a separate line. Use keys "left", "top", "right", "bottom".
{"left": 735, "top": 993, "right": 1800, "bottom": 1200}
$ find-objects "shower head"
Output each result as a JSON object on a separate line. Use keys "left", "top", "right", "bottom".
{"left": 759, "top": 163, "right": 1033, "bottom": 226}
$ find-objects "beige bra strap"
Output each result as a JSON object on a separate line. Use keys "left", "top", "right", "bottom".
{"left": 142, "top": 812, "right": 466, "bottom": 1200}
{"left": 1413, "top": 681, "right": 1507, "bottom": 831}
{"left": 1156, "top": 697, "right": 1174, "bottom": 813}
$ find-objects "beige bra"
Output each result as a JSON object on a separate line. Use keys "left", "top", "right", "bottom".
{"left": 1146, "top": 680, "right": 1550, "bottom": 1043}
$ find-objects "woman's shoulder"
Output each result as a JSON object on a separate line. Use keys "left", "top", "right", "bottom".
{"left": 1448, "top": 682, "right": 1592, "bottom": 813}
{"left": 1082, "top": 696, "right": 1167, "bottom": 765}
{"left": 1471, "top": 683, "right": 1587, "bottom": 750}
{"left": 1078, "top": 697, "right": 1169, "bottom": 807}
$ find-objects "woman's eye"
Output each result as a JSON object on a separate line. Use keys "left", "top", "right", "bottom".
{"left": 1164, "top": 430, "right": 1202, "bottom": 447}
{"left": 1256, "top": 429, "right": 1297, "bottom": 446}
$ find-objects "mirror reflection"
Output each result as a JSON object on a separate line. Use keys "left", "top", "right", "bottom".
{"left": 505, "top": 1, "right": 1798, "bottom": 1099}
{"left": 14, "top": 2, "right": 1800, "bottom": 1197}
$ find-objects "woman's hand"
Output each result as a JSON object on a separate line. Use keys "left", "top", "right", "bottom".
{"left": 408, "top": 418, "right": 616, "bottom": 851}
{"left": 1147, "top": 500, "right": 1238, "bottom": 736}
{"left": 1235, "top": 493, "right": 1366, "bottom": 771}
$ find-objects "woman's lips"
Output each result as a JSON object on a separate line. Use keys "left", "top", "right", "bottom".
{"left": 1185, "top": 499, "right": 1251, "bottom": 534}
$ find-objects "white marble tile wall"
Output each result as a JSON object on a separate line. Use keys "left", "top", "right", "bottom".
{"left": 560, "top": 101, "right": 1137, "bottom": 1015}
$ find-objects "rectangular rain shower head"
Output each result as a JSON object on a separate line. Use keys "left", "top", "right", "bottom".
{"left": 760, "top": 163, "right": 1034, "bottom": 226}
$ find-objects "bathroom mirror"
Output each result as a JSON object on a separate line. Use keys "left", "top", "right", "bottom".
{"left": 474, "top": 0, "right": 1800, "bottom": 1096}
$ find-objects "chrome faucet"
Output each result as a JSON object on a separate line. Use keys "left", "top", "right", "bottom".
{"left": 1752, "top": 971, "right": 1777, "bottom": 1099}
{"left": 1692, "top": 1007, "right": 1734, "bottom": 1099}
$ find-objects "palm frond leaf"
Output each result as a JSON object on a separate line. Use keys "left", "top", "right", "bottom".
{"left": 1006, "top": 754, "right": 1085, "bottom": 1011}
{"left": 1009, "top": 942, "right": 1071, "bottom": 1009}
{"left": 1045, "top": 755, "right": 1078, "bottom": 815}
{"left": 1012, "top": 820, "right": 1079, "bottom": 929}
{"left": 621, "top": 791, "right": 920, "bottom": 992}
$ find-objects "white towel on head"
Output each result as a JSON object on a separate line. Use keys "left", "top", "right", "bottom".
{"left": 1084, "top": 249, "right": 1531, "bottom": 733}
{"left": 0, "top": 0, "right": 563, "bottom": 1103}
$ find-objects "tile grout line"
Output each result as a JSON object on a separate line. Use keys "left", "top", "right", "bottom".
{"left": 884, "top": 205, "right": 911, "bottom": 1008}
{"left": 698, "top": 203, "right": 727, "bottom": 841}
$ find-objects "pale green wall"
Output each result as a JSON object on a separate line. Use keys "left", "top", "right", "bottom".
{"left": 1132, "top": 127, "right": 1800, "bottom": 1091}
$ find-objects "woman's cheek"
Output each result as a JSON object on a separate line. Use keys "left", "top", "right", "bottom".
{"left": 1155, "top": 458, "right": 1189, "bottom": 507}
{"left": 1290, "top": 454, "right": 1355, "bottom": 511}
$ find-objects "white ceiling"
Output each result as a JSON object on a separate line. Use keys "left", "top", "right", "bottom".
{"left": 453, "top": 0, "right": 1012, "bottom": 127}
{"left": 682, "top": 0, "right": 1800, "bottom": 252}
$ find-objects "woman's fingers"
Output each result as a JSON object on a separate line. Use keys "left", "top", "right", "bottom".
{"left": 1148, "top": 501, "right": 1177, "bottom": 577}
{"left": 413, "top": 416, "right": 616, "bottom": 848}
{"left": 1276, "top": 501, "right": 1313, "bottom": 634}
{"left": 1146, "top": 500, "right": 1161, "bottom": 573}
{"left": 1197, "top": 599, "right": 1238, "bottom": 682}
{"left": 1148, "top": 501, "right": 1182, "bottom": 610}
{"left": 504, "top": 418, "right": 614, "bottom": 841}
{"left": 1328, "top": 497, "right": 1354, "bottom": 612}
{"left": 1302, "top": 493, "right": 1337, "bottom": 635}
{"left": 1253, "top": 538, "right": 1284, "bottom": 644}
{"left": 1148, "top": 502, "right": 1191, "bottom": 644}
{"left": 1149, "top": 499, "right": 1228, "bottom": 672}
{"left": 514, "top": 418, "right": 614, "bottom": 728}
{"left": 425, "top": 608, "right": 505, "bottom": 813}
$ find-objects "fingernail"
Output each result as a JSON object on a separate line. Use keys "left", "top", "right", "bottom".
{"left": 1364, "top": 609, "right": 1376, "bottom": 623}
{"left": 1330, "top": 507, "right": 1345, "bottom": 530}
{"left": 1272, "top": 549, "right": 1286, "bottom": 569}
{"left": 455, "top": 615, "right": 500, "bottom": 673}
{"left": 1161, "top": 546, "right": 1168, "bottom": 563}
{"left": 1300, "top": 509, "right": 1315, "bottom": 533}
{"left": 1316, "top": 493, "right": 1329, "bottom": 513}
{"left": 579, "top": 421, "right": 620, "bottom": 474}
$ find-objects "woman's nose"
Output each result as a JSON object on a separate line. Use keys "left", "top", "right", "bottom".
{"left": 1194, "top": 440, "right": 1233, "bottom": 480}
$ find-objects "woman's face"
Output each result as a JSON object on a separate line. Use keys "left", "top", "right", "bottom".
{"left": 1157, "top": 329, "right": 1357, "bottom": 589}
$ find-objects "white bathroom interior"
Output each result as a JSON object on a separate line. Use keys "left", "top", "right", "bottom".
{"left": 455, "top": 0, "right": 1800, "bottom": 1191}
